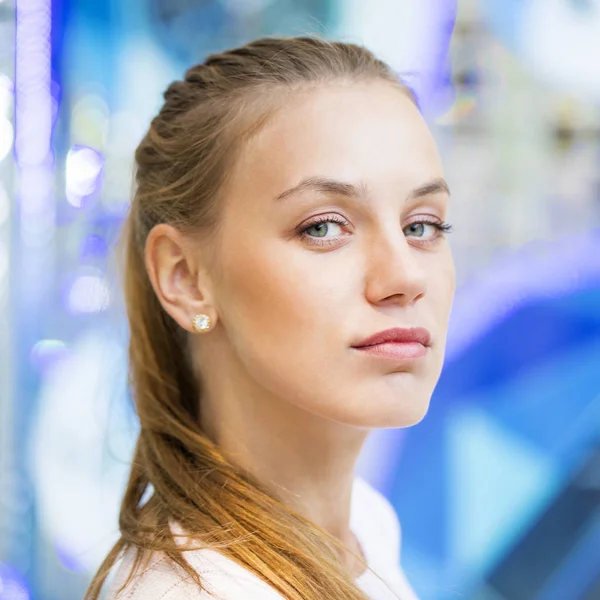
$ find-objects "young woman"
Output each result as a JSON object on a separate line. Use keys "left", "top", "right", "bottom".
{"left": 86, "top": 35, "right": 455, "bottom": 600}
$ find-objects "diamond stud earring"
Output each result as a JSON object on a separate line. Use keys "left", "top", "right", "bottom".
{"left": 192, "top": 313, "right": 212, "bottom": 333}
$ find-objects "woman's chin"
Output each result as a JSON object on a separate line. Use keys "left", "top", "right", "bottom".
{"left": 367, "top": 400, "right": 431, "bottom": 429}
{"left": 327, "top": 390, "right": 433, "bottom": 430}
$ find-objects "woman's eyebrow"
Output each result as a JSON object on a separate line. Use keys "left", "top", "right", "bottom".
{"left": 407, "top": 177, "right": 450, "bottom": 200}
{"left": 272, "top": 176, "right": 450, "bottom": 203}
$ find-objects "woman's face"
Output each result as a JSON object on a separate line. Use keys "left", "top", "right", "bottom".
{"left": 210, "top": 81, "right": 455, "bottom": 429}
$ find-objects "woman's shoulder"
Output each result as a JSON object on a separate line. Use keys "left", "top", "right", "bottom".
{"left": 106, "top": 549, "right": 202, "bottom": 599}
{"left": 104, "top": 476, "right": 402, "bottom": 599}
{"left": 106, "top": 546, "right": 284, "bottom": 600}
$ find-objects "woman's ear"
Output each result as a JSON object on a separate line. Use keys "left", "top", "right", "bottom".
{"left": 144, "top": 224, "right": 216, "bottom": 333}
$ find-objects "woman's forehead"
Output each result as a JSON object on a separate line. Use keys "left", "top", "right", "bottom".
{"left": 228, "top": 84, "right": 440, "bottom": 203}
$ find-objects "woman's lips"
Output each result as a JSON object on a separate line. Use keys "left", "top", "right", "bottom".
{"left": 352, "top": 341, "right": 428, "bottom": 361}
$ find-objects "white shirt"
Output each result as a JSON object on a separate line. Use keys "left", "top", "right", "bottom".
{"left": 107, "top": 476, "right": 418, "bottom": 599}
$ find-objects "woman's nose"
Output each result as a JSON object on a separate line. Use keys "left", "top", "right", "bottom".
{"left": 363, "top": 234, "right": 428, "bottom": 306}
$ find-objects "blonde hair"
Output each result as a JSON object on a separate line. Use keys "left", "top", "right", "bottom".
{"left": 86, "top": 35, "right": 415, "bottom": 600}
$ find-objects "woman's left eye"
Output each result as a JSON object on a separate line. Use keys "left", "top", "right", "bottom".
{"left": 404, "top": 220, "right": 453, "bottom": 241}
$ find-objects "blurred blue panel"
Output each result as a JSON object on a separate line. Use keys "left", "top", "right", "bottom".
{"left": 535, "top": 512, "right": 600, "bottom": 600}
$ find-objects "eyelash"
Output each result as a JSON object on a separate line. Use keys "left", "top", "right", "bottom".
{"left": 298, "top": 215, "right": 453, "bottom": 247}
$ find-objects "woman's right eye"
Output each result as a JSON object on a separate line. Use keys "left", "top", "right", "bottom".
{"left": 304, "top": 221, "right": 343, "bottom": 238}
{"left": 298, "top": 215, "right": 350, "bottom": 246}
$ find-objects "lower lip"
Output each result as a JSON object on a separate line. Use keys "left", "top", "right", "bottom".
{"left": 353, "top": 342, "right": 428, "bottom": 360}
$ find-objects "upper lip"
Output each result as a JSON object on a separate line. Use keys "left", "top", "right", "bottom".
{"left": 352, "top": 327, "right": 431, "bottom": 348}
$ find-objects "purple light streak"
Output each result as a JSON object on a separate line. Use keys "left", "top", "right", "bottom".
{"left": 446, "top": 230, "right": 600, "bottom": 361}
{"left": 15, "top": 0, "right": 54, "bottom": 247}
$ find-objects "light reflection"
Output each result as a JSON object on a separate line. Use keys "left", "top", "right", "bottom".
{"left": 65, "top": 146, "right": 103, "bottom": 207}
{"left": 0, "top": 74, "right": 13, "bottom": 117}
{"left": 0, "top": 240, "right": 8, "bottom": 284}
{"left": 30, "top": 339, "right": 68, "bottom": 372}
{"left": 0, "top": 117, "right": 14, "bottom": 162}
{"left": 66, "top": 274, "right": 111, "bottom": 314}
{"left": 0, "top": 562, "right": 30, "bottom": 600}
{"left": 0, "top": 185, "right": 9, "bottom": 226}
{"left": 71, "top": 94, "right": 109, "bottom": 150}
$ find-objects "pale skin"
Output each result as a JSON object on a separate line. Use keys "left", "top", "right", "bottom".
{"left": 145, "top": 80, "right": 455, "bottom": 578}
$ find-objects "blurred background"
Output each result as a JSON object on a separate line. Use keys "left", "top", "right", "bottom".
{"left": 0, "top": 0, "right": 599, "bottom": 598}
